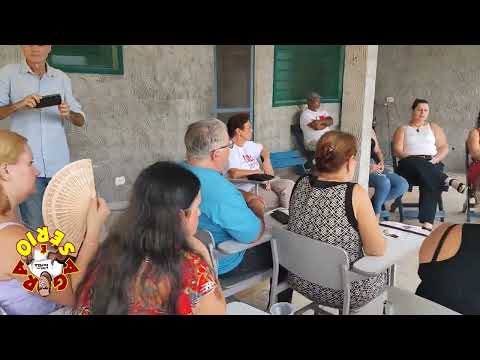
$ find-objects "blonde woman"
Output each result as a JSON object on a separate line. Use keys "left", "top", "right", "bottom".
{"left": 0, "top": 130, "right": 109, "bottom": 314}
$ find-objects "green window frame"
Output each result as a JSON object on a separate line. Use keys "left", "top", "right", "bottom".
{"left": 48, "top": 45, "right": 124, "bottom": 75}
{"left": 272, "top": 45, "right": 345, "bottom": 107}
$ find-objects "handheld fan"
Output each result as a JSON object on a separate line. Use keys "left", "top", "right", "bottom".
{"left": 42, "top": 159, "right": 96, "bottom": 256}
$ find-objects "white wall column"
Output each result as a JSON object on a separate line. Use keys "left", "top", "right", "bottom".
{"left": 340, "top": 45, "right": 378, "bottom": 189}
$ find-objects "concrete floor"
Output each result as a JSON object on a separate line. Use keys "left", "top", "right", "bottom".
{"left": 233, "top": 171, "right": 473, "bottom": 315}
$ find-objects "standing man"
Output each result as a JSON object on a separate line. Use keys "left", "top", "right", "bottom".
{"left": 300, "top": 92, "right": 334, "bottom": 151}
{"left": 0, "top": 45, "right": 85, "bottom": 230}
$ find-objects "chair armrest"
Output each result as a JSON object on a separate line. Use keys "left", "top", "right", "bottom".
{"left": 351, "top": 236, "right": 422, "bottom": 277}
{"left": 265, "top": 207, "right": 289, "bottom": 215}
{"left": 217, "top": 231, "right": 272, "bottom": 254}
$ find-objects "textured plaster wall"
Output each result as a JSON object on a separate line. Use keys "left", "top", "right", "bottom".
{"left": 374, "top": 45, "right": 480, "bottom": 171}
{"left": 0, "top": 45, "right": 215, "bottom": 202}
{"left": 0, "top": 44, "right": 355, "bottom": 202}
{"left": 254, "top": 45, "right": 341, "bottom": 152}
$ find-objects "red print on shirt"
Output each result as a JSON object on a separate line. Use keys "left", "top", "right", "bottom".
{"left": 243, "top": 154, "right": 255, "bottom": 163}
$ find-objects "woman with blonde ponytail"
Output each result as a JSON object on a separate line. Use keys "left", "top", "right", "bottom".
{"left": 0, "top": 130, "right": 110, "bottom": 314}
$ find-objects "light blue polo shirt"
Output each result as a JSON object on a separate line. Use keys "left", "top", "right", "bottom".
{"left": 0, "top": 60, "right": 85, "bottom": 178}
{"left": 183, "top": 162, "right": 261, "bottom": 275}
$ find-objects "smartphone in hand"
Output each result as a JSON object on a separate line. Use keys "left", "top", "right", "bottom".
{"left": 271, "top": 209, "right": 289, "bottom": 225}
{"left": 35, "top": 94, "right": 62, "bottom": 109}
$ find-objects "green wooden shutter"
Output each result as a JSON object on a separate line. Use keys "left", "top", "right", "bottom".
{"left": 273, "top": 45, "right": 345, "bottom": 107}
{"left": 48, "top": 45, "right": 124, "bottom": 75}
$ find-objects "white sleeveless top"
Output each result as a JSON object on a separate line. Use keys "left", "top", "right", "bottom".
{"left": 0, "top": 222, "right": 23, "bottom": 231}
{"left": 403, "top": 123, "right": 437, "bottom": 156}
{"left": 0, "top": 221, "right": 61, "bottom": 315}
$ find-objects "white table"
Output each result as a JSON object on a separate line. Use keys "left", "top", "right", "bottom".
{"left": 352, "top": 221, "right": 429, "bottom": 278}
{"left": 226, "top": 302, "right": 270, "bottom": 315}
{"left": 49, "top": 306, "right": 74, "bottom": 315}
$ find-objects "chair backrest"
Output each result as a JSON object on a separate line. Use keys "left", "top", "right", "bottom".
{"left": 272, "top": 227, "right": 349, "bottom": 290}
{"left": 195, "top": 229, "right": 218, "bottom": 276}
{"left": 390, "top": 142, "right": 399, "bottom": 171}
{"left": 390, "top": 142, "right": 413, "bottom": 192}
{"left": 291, "top": 124, "right": 308, "bottom": 155}
{"left": 292, "top": 106, "right": 304, "bottom": 126}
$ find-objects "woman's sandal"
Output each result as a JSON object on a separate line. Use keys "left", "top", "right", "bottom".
{"left": 449, "top": 179, "right": 466, "bottom": 194}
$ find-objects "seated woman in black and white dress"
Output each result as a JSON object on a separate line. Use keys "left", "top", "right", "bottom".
{"left": 287, "top": 130, "right": 387, "bottom": 311}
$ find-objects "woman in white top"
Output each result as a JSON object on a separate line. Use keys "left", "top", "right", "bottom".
{"left": 226, "top": 113, "right": 295, "bottom": 209}
{"left": 392, "top": 98, "right": 465, "bottom": 231}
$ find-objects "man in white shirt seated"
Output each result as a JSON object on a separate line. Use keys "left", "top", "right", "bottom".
{"left": 226, "top": 113, "right": 295, "bottom": 209}
{"left": 300, "top": 92, "right": 334, "bottom": 151}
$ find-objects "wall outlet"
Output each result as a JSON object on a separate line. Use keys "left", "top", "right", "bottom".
{"left": 115, "top": 176, "right": 126, "bottom": 186}
{"left": 386, "top": 97, "right": 394, "bottom": 103}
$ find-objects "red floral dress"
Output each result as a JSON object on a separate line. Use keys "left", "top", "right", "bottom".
{"left": 77, "top": 251, "right": 218, "bottom": 315}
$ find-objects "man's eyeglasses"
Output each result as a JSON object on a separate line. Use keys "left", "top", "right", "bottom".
{"left": 211, "top": 140, "right": 234, "bottom": 153}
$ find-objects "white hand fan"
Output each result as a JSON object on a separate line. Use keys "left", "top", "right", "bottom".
{"left": 42, "top": 159, "right": 96, "bottom": 256}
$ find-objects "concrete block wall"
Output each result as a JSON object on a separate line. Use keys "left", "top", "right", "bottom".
{"left": 254, "top": 45, "right": 341, "bottom": 152}
{"left": 0, "top": 45, "right": 215, "bottom": 202}
{"left": 0, "top": 44, "right": 351, "bottom": 202}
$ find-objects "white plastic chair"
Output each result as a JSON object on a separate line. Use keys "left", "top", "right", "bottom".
{"left": 196, "top": 228, "right": 274, "bottom": 300}
{"left": 270, "top": 227, "right": 377, "bottom": 315}
{"left": 270, "top": 227, "right": 460, "bottom": 315}
{"left": 195, "top": 229, "right": 219, "bottom": 276}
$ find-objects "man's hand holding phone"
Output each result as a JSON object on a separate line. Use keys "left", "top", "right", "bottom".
{"left": 58, "top": 102, "right": 70, "bottom": 119}
{"left": 17, "top": 94, "right": 42, "bottom": 110}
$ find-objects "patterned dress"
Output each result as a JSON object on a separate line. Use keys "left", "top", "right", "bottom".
{"left": 77, "top": 251, "right": 218, "bottom": 315}
{"left": 287, "top": 175, "right": 388, "bottom": 310}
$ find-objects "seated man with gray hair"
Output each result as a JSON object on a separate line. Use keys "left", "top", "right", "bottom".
{"left": 183, "top": 119, "right": 293, "bottom": 303}
{"left": 183, "top": 119, "right": 266, "bottom": 275}
{"left": 300, "top": 92, "right": 334, "bottom": 151}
